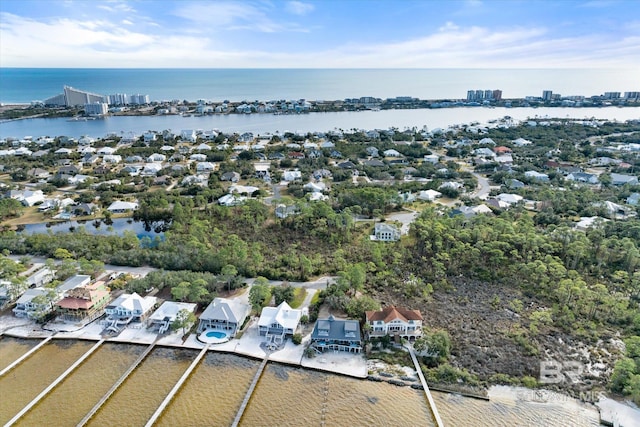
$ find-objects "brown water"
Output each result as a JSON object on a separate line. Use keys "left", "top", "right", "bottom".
{"left": 15, "top": 343, "right": 146, "bottom": 426}
{"left": 0, "top": 339, "right": 93, "bottom": 425}
{"left": 0, "top": 336, "right": 38, "bottom": 371}
{"left": 433, "top": 385, "right": 600, "bottom": 427}
{"left": 157, "top": 353, "right": 260, "bottom": 427}
{"left": 86, "top": 346, "right": 194, "bottom": 427}
{"left": 0, "top": 340, "right": 602, "bottom": 426}
{"left": 240, "top": 364, "right": 435, "bottom": 427}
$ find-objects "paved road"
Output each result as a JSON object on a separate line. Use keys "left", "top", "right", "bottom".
{"left": 386, "top": 210, "right": 419, "bottom": 235}
{"left": 469, "top": 171, "right": 492, "bottom": 200}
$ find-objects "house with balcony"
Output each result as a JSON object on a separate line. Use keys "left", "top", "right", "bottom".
{"left": 258, "top": 301, "right": 302, "bottom": 344}
{"left": 310, "top": 316, "right": 362, "bottom": 353}
{"left": 197, "top": 297, "right": 251, "bottom": 337}
{"left": 365, "top": 305, "right": 423, "bottom": 341}
{"left": 55, "top": 281, "right": 111, "bottom": 323}
{"left": 13, "top": 288, "right": 58, "bottom": 320}
{"left": 103, "top": 292, "right": 157, "bottom": 333}
{"left": 371, "top": 223, "right": 400, "bottom": 242}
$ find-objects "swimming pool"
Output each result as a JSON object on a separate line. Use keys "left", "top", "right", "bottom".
{"left": 198, "top": 329, "right": 231, "bottom": 344}
{"left": 206, "top": 331, "right": 227, "bottom": 339}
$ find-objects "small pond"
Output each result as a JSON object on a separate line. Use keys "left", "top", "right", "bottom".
{"left": 19, "top": 218, "right": 167, "bottom": 241}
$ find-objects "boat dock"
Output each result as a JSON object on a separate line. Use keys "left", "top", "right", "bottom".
{"left": 145, "top": 344, "right": 210, "bottom": 426}
{"left": 407, "top": 345, "right": 445, "bottom": 427}
{"left": 77, "top": 340, "right": 157, "bottom": 427}
{"left": 0, "top": 335, "right": 54, "bottom": 378}
{"left": 5, "top": 339, "right": 105, "bottom": 426}
{"left": 230, "top": 354, "right": 270, "bottom": 427}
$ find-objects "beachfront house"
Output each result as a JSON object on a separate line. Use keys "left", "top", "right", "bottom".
{"left": 103, "top": 292, "right": 157, "bottom": 332}
{"left": 13, "top": 288, "right": 58, "bottom": 320}
{"left": 310, "top": 315, "right": 362, "bottom": 353}
{"left": 147, "top": 301, "right": 197, "bottom": 334}
{"left": 258, "top": 301, "right": 302, "bottom": 343}
{"left": 197, "top": 297, "right": 251, "bottom": 337}
{"left": 55, "top": 281, "right": 111, "bottom": 323}
{"left": 365, "top": 306, "right": 423, "bottom": 341}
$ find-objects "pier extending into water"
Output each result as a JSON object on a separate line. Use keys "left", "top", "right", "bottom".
{"left": 0, "top": 335, "right": 53, "bottom": 377}
{"left": 5, "top": 339, "right": 105, "bottom": 426}
{"left": 407, "top": 345, "right": 445, "bottom": 427}
{"left": 145, "top": 344, "right": 210, "bottom": 427}
{"left": 231, "top": 354, "right": 270, "bottom": 427}
{"left": 77, "top": 340, "right": 157, "bottom": 427}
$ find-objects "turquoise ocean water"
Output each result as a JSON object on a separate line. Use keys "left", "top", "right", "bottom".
{"left": 1, "top": 68, "right": 638, "bottom": 104}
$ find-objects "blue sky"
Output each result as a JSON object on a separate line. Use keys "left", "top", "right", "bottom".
{"left": 1, "top": 0, "right": 639, "bottom": 68}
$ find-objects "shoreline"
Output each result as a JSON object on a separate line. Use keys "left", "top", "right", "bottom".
{"left": 4, "top": 319, "right": 639, "bottom": 426}
{"left": 1, "top": 101, "right": 639, "bottom": 123}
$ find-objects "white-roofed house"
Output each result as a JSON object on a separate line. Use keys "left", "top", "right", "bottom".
{"left": 524, "top": 171, "right": 549, "bottom": 182}
{"left": 196, "top": 162, "right": 216, "bottom": 172}
{"left": 181, "top": 130, "right": 197, "bottom": 142}
{"left": 147, "top": 153, "right": 166, "bottom": 162}
{"left": 496, "top": 193, "right": 524, "bottom": 205}
{"left": 107, "top": 201, "right": 139, "bottom": 213}
{"left": 103, "top": 292, "right": 157, "bottom": 332}
{"left": 258, "top": 301, "right": 303, "bottom": 344}
{"left": 147, "top": 301, "right": 197, "bottom": 334}
{"left": 418, "top": 189, "right": 442, "bottom": 201}
{"left": 197, "top": 297, "right": 251, "bottom": 337}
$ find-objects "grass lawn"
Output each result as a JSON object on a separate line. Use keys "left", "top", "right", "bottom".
{"left": 289, "top": 287, "right": 307, "bottom": 309}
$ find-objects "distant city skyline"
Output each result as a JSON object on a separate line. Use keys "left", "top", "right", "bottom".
{"left": 1, "top": 0, "right": 639, "bottom": 68}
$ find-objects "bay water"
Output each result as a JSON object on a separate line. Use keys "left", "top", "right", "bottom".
{"left": 1, "top": 68, "right": 637, "bottom": 104}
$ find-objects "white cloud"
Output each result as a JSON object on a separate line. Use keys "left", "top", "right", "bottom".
{"left": 172, "top": 2, "right": 308, "bottom": 33}
{"left": 439, "top": 22, "right": 460, "bottom": 32}
{"left": 286, "top": 1, "right": 314, "bottom": 15}
{"left": 1, "top": 11, "right": 638, "bottom": 68}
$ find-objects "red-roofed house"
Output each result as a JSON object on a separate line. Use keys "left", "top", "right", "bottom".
{"left": 55, "top": 281, "right": 110, "bottom": 323}
{"left": 365, "top": 305, "right": 423, "bottom": 341}
{"left": 494, "top": 146, "right": 512, "bottom": 154}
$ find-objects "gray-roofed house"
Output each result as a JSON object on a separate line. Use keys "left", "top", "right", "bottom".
{"left": 371, "top": 222, "right": 401, "bottom": 242}
{"left": 197, "top": 297, "right": 251, "bottom": 337}
{"left": 611, "top": 173, "right": 638, "bottom": 186}
{"left": 627, "top": 193, "right": 640, "bottom": 206}
{"left": 57, "top": 275, "right": 91, "bottom": 294}
{"left": 310, "top": 315, "right": 362, "bottom": 353}
{"left": 220, "top": 171, "right": 240, "bottom": 182}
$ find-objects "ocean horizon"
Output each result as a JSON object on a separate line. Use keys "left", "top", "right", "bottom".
{"left": 1, "top": 68, "right": 638, "bottom": 104}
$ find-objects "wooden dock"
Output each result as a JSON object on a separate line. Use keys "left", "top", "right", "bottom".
{"left": 5, "top": 339, "right": 104, "bottom": 426}
{"left": 144, "top": 344, "right": 210, "bottom": 427}
{"left": 230, "top": 355, "right": 270, "bottom": 427}
{"left": 0, "top": 335, "right": 53, "bottom": 378}
{"left": 407, "top": 345, "right": 445, "bottom": 427}
{"left": 77, "top": 340, "right": 157, "bottom": 427}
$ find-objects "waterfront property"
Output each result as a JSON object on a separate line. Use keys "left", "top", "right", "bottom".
{"left": 55, "top": 281, "right": 111, "bottom": 323}
{"left": 103, "top": 292, "right": 157, "bottom": 332}
{"left": 197, "top": 297, "right": 250, "bottom": 338}
{"left": 12, "top": 288, "right": 56, "bottom": 319}
{"left": 310, "top": 315, "right": 362, "bottom": 353}
{"left": 258, "top": 301, "right": 302, "bottom": 344}
{"left": 147, "top": 301, "right": 197, "bottom": 334}
{"left": 365, "top": 306, "right": 423, "bottom": 341}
